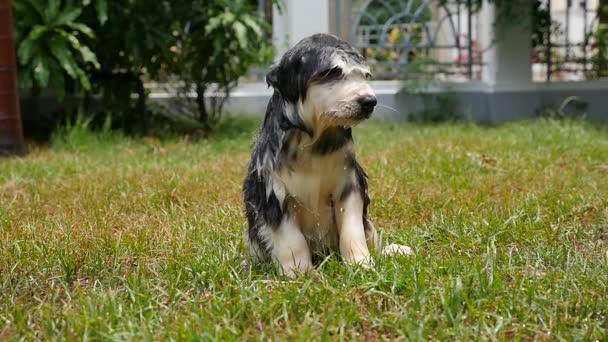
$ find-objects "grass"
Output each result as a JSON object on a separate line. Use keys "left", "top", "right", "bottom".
{"left": 1, "top": 116, "right": 607, "bottom": 340}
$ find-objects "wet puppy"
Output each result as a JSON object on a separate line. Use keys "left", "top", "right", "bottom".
{"left": 243, "top": 33, "right": 411, "bottom": 277}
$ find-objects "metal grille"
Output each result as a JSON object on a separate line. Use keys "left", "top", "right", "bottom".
{"left": 534, "top": 0, "right": 608, "bottom": 81}
{"left": 344, "top": 0, "right": 482, "bottom": 80}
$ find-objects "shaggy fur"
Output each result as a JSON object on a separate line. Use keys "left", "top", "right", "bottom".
{"left": 243, "top": 33, "right": 411, "bottom": 277}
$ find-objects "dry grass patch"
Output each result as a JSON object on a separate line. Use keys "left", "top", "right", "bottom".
{"left": 1, "top": 117, "right": 607, "bottom": 340}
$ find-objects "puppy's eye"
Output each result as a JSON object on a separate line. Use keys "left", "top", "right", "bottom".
{"left": 365, "top": 72, "right": 373, "bottom": 80}
{"left": 322, "top": 66, "right": 343, "bottom": 80}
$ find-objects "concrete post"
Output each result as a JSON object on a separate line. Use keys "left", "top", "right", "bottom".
{"left": 480, "top": 0, "right": 533, "bottom": 91}
{"left": 272, "top": 0, "right": 330, "bottom": 60}
{"left": 477, "top": 0, "right": 539, "bottom": 122}
{"left": 328, "top": 0, "right": 349, "bottom": 41}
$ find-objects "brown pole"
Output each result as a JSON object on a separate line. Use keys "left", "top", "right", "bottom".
{"left": 0, "top": 0, "right": 25, "bottom": 156}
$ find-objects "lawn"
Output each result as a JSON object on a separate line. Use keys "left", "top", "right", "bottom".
{"left": 1, "top": 117, "right": 607, "bottom": 340}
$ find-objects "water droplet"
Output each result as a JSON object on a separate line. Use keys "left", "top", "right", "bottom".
{"left": 340, "top": 207, "right": 344, "bottom": 213}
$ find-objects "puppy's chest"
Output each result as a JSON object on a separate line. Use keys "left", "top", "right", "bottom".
{"left": 275, "top": 150, "right": 352, "bottom": 243}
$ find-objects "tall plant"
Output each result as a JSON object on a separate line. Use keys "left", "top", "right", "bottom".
{"left": 171, "top": 0, "right": 273, "bottom": 128}
{"left": 13, "top": 0, "right": 106, "bottom": 97}
{"left": 13, "top": 0, "right": 273, "bottom": 134}
{"left": 79, "top": 0, "right": 178, "bottom": 133}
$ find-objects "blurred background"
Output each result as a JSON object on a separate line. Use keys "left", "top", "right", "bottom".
{"left": 1, "top": 0, "right": 607, "bottom": 155}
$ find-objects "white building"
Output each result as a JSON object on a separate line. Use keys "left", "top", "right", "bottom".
{"left": 226, "top": 0, "right": 608, "bottom": 123}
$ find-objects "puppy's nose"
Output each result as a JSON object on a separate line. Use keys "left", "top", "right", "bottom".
{"left": 357, "top": 95, "right": 377, "bottom": 114}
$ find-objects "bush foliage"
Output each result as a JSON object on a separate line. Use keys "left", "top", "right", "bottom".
{"left": 13, "top": 0, "right": 104, "bottom": 97}
{"left": 13, "top": 0, "right": 273, "bottom": 132}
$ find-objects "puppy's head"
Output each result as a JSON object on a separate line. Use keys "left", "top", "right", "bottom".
{"left": 267, "top": 34, "right": 376, "bottom": 132}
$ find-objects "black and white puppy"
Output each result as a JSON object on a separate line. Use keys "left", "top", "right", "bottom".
{"left": 243, "top": 33, "right": 411, "bottom": 277}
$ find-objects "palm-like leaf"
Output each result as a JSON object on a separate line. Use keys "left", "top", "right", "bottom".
{"left": 13, "top": 0, "right": 101, "bottom": 95}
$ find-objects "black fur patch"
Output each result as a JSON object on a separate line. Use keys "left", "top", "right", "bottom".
{"left": 266, "top": 34, "right": 365, "bottom": 102}
{"left": 243, "top": 89, "right": 292, "bottom": 255}
{"left": 355, "top": 161, "right": 371, "bottom": 218}
{"left": 312, "top": 127, "right": 353, "bottom": 154}
{"left": 344, "top": 152, "right": 357, "bottom": 169}
{"left": 311, "top": 65, "right": 345, "bottom": 83}
{"left": 254, "top": 92, "right": 287, "bottom": 169}
{"left": 277, "top": 101, "right": 312, "bottom": 136}
{"left": 340, "top": 181, "right": 356, "bottom": 202}
{"left": 243, "top": 168, "right": 284, "bottom": 226}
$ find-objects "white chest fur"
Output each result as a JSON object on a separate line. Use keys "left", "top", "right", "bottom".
{"left": 274, "top": 146, "right": 355, "bottom": 250}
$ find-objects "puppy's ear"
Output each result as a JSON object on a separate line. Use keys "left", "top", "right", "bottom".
{"left": 266, "top": 65, "right": 279, "bottom": 89}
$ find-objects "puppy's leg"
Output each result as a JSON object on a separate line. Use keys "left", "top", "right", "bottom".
{"left": 335, "top": 192, "right": 372, "bottom": 266}
{"left": 271, "top": 215, "right": 312, "bottom": 278}
{"left": 364, "top": 218, "right": 414, "bottom": 257}
{"left": 363, "top": 218, "right": 414, "bottom": 255}
{"left": 363, "top": 218, "right": 414, "bottom": 256}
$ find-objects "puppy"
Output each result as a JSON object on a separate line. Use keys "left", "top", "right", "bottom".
{"left": 243, "top": 33, "right": 411, "bottom": 277}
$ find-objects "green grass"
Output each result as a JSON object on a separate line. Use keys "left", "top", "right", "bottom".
{"left": 1, "top": 117, "right": 607, "bottom": 340}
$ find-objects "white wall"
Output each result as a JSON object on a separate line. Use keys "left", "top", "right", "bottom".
{"left": 272, "top": 0, "right": 330, "bottom": 61}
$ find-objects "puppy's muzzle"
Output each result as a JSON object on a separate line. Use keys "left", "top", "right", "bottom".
{"left": 357, "top": 95, "right": 377, "bottom": 118}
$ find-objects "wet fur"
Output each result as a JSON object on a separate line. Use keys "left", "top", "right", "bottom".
{"left": 243, "top": 34, "right": 381, "bottom": 273}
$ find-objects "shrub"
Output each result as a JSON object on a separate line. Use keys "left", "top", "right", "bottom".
{"left": 12, "top": 0, "right": 106, "bottom": 97}
{"left": 13, "top": 0, "right": 273, "bottom": 134}
{"left": 170, "top": 0, "right": 273, "bottom": 128}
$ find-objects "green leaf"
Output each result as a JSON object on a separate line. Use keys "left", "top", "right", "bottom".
{"left": 17, "top": 40, "right": 36, "bottom": 64}
{"left": 44, "top": 0, "right": 61, "bottom": 22}
{"left": 17, "top": 27, "right": 47, "bottom": 64}
{"left": 12, "top": 1, "right": 42, "bottom": 27}
{"left": 242, "top": 16, "right": 263, "bottom": 38}
{"left": 43, "top": 56, "right": 66, "bottom": 97}
{"left": 28, "top": 25, "right": 49, "bottom": 41}
{"left": 17, "top": 66, "right": 34, "bottom": 91}
{"left": 32, "top": 56, "right": 50, "bottom": 87}
{"left": 53, "top": 7, "right": 82, "bottom": 26}
{"left": 48, "top": 38, "right": 79, "bottom": 80}
{"left": 65, "top": 22, "right": 95, "bottom": 38}
{"left": 222, "top": 12, "right": 235, "bottom": 25}
{"left": 12, "top": 1, "right": 27, "bottom": 15}
{"left": 95, "top": 0, "right": 108, "bottom": 24}
{"left": 206, "top": 17, "right": 221, "bottom": 33}
{"left": 76, "top": 46, "right": 100, "bottom": 69}
{"left": 56, "top": 30, "right": 100, "bottom": 69}
{"left": 28, "top": 0, "right": 48, "bottom": 24}
{"left": 75, "top": 67, "right": 91, "bottom": 90}
{"left": 233, "top": 21, "right": 248, "bottom": 49}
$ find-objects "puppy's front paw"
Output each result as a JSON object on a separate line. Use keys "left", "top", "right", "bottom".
{"left": 382, "top": 243, "right": 414, "bottom": 256}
